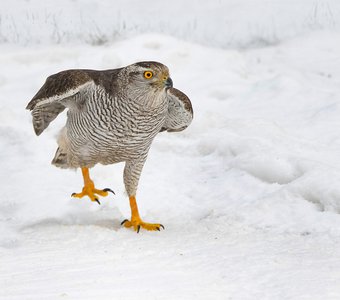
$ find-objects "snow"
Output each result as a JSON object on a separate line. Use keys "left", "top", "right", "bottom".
{"left": 1, "top": 0, "right": 340, "bottom": 48}
{"left": 1, "top": 0, "right": 340, "bottom": 299}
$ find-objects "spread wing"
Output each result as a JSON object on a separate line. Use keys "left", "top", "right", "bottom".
{"left": 161, "top": 88, "right": 193, "bottom": 132}
{"left": 26, "top": 70, "right": 94, "bottom": 136}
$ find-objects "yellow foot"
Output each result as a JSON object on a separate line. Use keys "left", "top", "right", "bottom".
{"left": 71, "top": 187, "right": 114, "bottom": 204}
{"left": 71, "top": 167, "right": 114, "bottom": 204}
{"left": 121, "top": 219, "right": 164, "bottom": 233}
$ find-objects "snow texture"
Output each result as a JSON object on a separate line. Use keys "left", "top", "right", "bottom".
{"left": 1, "top": 1, "right": 340, "bottom": 299}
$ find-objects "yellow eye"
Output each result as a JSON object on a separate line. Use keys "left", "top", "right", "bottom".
{"left": 144, "top": 71, "right": 153, "bottom": 79}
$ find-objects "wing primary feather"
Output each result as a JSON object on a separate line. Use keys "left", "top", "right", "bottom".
{"left": 26, "top": 70, "right": 94, "bottom": 135}
{"left": 162, "top": 87, "right": 193, "bottom": 133}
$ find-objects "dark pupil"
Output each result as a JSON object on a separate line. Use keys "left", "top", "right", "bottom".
{"left": 146, "top": 72, "right": 151, "bottom": 77}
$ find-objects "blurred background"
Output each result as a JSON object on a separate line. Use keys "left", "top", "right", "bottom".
{"left": 1, "top": 0, "right": 339, "bottom": 48}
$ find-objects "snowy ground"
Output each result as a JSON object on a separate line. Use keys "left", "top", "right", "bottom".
{"left": 1, "top": 1, "right": 340, "bottom": 300}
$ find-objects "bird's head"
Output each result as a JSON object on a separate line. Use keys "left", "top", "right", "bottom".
{"left": 125, "top": 61, "right": 173, "bottom": 92}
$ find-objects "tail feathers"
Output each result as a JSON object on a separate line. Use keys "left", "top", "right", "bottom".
{"left": 52, "top": 147, "right": 69, "bottom": 168}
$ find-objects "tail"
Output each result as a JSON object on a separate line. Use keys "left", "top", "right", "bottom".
{"left": 51, "top": 127, "right": 71, "bottom": 169}
{"left": 52, "top": 147, "right": 69, "bottom": 168}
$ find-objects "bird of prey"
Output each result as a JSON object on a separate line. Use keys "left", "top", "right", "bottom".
{"left": 26, "top": 61, "right": 193, "bottom": 232}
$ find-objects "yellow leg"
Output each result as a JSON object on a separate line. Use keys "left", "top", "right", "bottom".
{"left": 121, "top": 196, "right": 164, "bottom": 233}
{"left": 71, "top": 167, "right": 114, "bottom": 204}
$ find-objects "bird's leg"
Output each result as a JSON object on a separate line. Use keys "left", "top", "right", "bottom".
{"left": 121, "top": 195, "right": 164, "bottom": 232}
{"left": 71, "top": 167, "right": 114, "bottom": 204}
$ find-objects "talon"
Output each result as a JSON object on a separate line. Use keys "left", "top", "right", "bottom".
{"left": 122, "top": 220, "right": 165, "bottom": 232}
{"left": 71, "top": 168, "right": 114, "bottom": 203}
{"left": 103, "top": 188, "right": 115, "bottom": 195}
{"left": 123, "top": 196, "right": 164, "bottom": 233}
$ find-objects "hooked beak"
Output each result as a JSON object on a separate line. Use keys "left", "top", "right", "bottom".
{"left": 164, "top": 77, "right": 173, "bottom": 89}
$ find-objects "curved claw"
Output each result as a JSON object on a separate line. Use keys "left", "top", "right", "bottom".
{"left": 71, "top": 193, "right": 76, "bottom": 197}
{"left": 122, "top": 219, "right": 165, "bottom": 232}
{"left": 121, "top": 219, "right": 128, "bottom": 226}
{"left": 95, "top": 198, "right": 101, "bottom": 205}
{"left": 103, "top": 188, "right": 115, "bottom": 195}
{"left": 156, "top": 224, "right": 164, "bottom": 231}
